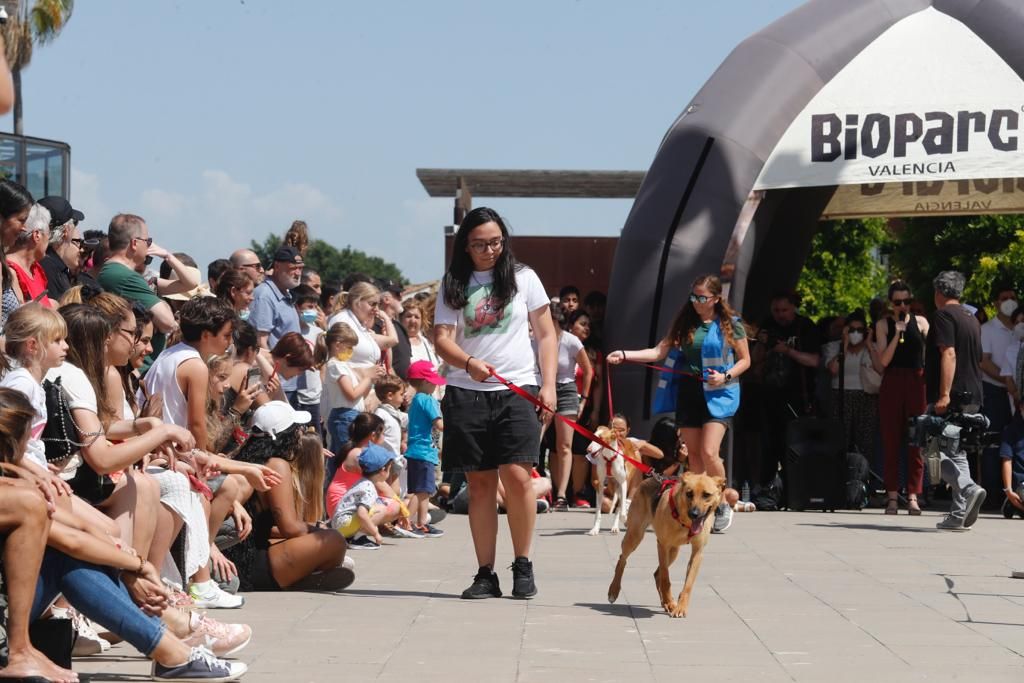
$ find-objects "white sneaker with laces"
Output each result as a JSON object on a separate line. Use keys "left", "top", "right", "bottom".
{"left": 183, "top": 612, "right": 252, "bottom": 658}
{"left": 189, "top": 579, "right": 246, "bottom": 609}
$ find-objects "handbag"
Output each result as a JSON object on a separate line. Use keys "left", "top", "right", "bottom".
{"left": 40, "top": 377, "right": 101, "bottom": 464}
{"left": 860, "top": 357, "right": 882, "bottom": 395}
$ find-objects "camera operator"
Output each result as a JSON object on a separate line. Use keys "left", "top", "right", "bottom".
{"left": 926, "top": 270, "right": 987, "bottom": 530}
{"left": 752, "top": 290, "right": 820, "bottom": 491}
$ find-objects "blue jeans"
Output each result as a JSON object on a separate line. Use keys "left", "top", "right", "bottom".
{"left": 325, "top": 407, "right": 360, "bottom": 487}
{"left": 31, "top": 548, "right": 164, "bottom": 656}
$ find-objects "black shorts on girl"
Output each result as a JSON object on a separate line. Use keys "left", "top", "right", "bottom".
{"left": 406, "top": 458, "right": 437, "bottom": 495}
{"left": 441, "top": 385, "right": 541, "bottom": 472}
{"left": 675, "top": 375, "right": 732, "bottom": 430}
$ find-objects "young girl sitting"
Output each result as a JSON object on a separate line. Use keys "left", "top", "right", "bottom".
{"left": 325, "top": 412, "right": 385, "bottom": 517}
{"left": 330, "top": 444, "right": 403, "bottom": 549}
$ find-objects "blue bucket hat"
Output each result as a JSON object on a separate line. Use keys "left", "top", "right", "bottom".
{"left": 357, "top": 443, "right": 395, "bottom": 474}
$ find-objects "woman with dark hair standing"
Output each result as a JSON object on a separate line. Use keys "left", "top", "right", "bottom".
{"left": 874, "top": 280, "right": 930, "bottom": 514}
{"left": 433, "top": 207, "right": 557, "bottom": 600}
{"left": 608, "top": 274, "right": 748, "bottom": 532}
{"left": 0, "top": 178, "right": 33, "bottom": 334}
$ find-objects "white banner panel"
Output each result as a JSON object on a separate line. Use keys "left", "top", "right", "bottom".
{"left": 754, "top": 8, "right": 1024, "bottom": 190}
{"left": 821, "top": 178, "right": 1024, "bottom": 220}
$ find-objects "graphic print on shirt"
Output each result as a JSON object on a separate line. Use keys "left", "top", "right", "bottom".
{"left": 464, "top": 283, "right": 511, "bottom": 337}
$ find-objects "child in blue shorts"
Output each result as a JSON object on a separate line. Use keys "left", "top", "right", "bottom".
{"left": 406, "top": 360, "right": 446, "bottom": 537}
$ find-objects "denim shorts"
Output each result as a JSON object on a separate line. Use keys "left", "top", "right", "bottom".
{"left": 406, "top": 458, "right": 437, "bottom": 494}
{"left": 441, "top": 385, "right": 541, "bottom": 473}
{"left": 556, "top": 382, "right": 579, "bottom": 416}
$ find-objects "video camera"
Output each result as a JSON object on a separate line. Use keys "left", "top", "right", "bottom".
{"left": 906, "top": 391, "right": 988, "bottom": 448}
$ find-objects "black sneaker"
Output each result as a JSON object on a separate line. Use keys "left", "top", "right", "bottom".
{"left": 510, "top": 556, "right": 537, "bottom": 599}
{"left": 461, "top": 567, "right": 502, "bottom": 600}
{"left": 348, "top": 535, "right": 381, "bottom": 550}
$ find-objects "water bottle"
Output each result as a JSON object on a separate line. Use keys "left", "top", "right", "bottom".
{"left": 741, "top": 480, "right": 751, "bottom": 503}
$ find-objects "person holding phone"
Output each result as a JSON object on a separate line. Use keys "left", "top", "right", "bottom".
{"left": 874, "top": 280, "right": 930, "bottom": 514}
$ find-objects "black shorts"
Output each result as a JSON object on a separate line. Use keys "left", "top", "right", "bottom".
{"left": 675, "top": 376, "right": 732, "bottom": 430}
{"left": 441, "top": 385, "right": 541, "bottom": 473}
{"left": 406, "top": 458, "right": 437, "bottom": 494}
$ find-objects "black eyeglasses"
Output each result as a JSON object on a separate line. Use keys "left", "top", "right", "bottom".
{"left": 70, "top": 237, "right": 100, "bottom": 250}
{"left": 468, "top": 238, "right": 505, "bottom": 254}
{"left": 133, "top": 236, "right": 154, "bottom": 248}
{"left": 891, "top": 297, "right": 912, "bottom": 306}
{"left": 240, "top": 262, "right": 264, "bottom": 271}
{"left": 689, "top": 293, "right": 714, "bottom": 304}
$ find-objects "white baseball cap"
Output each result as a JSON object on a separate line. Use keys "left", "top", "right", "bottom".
{"left": 252, "top": 400, "right": 311, "bottom": 439}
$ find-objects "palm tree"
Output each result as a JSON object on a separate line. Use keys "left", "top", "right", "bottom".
{"left": 2, "top": 0, "right": 73, "bottom": 135}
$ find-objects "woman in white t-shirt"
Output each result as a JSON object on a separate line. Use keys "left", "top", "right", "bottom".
{"left": 433, "top": 207, "right": 557, "bottom": 600}
{"left": 825, "top": 312, "right": 884, "bottom": 466}
{"left": 533, "top": 326, "right": 592, "bottom": 509}
{"left": 49, "top": 304, "right": 195, "bottom": 561}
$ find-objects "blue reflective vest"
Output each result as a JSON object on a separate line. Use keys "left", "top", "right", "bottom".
{"left": 652, "top": 319, "right": 740, "bottom": 419}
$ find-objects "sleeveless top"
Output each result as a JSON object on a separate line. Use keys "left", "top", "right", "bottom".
{"left": 8, "top": 261, "right": 53, "bottom": 308}
{"left": 142, "top": 342, "right": 201, "bottom": 427}
{"left": 885, "top": 314, "right": 925, "bottom": 369}
{"left": 0, "top": 284, "right": 19, "bottom": 332}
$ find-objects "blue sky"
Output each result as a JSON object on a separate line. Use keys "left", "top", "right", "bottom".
{"left": 2, "top": 0, "right": 805, "bottom": 283}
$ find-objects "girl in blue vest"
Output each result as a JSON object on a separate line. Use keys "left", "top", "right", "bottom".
{"left": 607, "top": 274, "right": 749, "bottom": 532}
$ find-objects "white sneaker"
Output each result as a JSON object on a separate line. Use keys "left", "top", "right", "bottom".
{"left": 189, "top": 579, "right": 246, "bottom": 609}
{"left": 390, "top": 525, "right": 424, "bottom": 539}
{"left": 183, "top": 612, "right": 252, "bottom": 658}
{"left": 51, "top": 607, "right": 111, "bottom": 656}
{"left": 342, "top": 554, "right": 356, "bottom": 571}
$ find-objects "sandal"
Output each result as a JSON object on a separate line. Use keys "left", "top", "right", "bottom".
{"left": 552, "top": 496, "right": 568, "bottom": 511}
{"left": 885, "top": 497, "right": 899, "bottom": 515}
{"left": 907, "top": 497, "right": 922, "bottom": 516}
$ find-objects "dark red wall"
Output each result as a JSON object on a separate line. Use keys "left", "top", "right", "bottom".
{"left": 444, "top": 235, "right": 617, "bottom": 297}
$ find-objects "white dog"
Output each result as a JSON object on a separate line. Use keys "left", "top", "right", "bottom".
{"left": 585, "top": 426, "right": 633, "bottom": 535}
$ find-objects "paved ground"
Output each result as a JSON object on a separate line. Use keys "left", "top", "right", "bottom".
{"left": 80, "top": 507, "right": 1024, "bottom": 682}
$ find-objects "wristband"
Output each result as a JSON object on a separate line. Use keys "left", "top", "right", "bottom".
{"left": 465, "top": 356, "right": 475, "bottom": 372}
{"left": 137, "top": 556, "right": 146, "bottom": 573}
{"left": 622, "top": 350, "right": 627, "bottom": 361}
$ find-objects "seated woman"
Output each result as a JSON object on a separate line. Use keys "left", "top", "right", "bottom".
{"left": 5, "top": 203, "right": 54, "bottom": 308}
{"left": 0, "top": 387, "right": 248, "bottom": 682}
{"left": 227, "top": 401, "right": 352, "bottom": 592}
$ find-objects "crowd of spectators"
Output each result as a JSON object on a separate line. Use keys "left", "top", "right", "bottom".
{"left": 1, "top": 171, "right": 1022, "bottom": 678}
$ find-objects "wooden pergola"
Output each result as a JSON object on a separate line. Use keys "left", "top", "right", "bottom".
{"left": 415, "top": 168, "right": 645, "bottom": 224}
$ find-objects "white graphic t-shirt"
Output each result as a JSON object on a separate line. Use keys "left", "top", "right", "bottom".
{"left": 435, "top": 266, "right": 549, "bottom": 392}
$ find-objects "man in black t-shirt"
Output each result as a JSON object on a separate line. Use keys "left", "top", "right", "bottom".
{"left": 926, "top": 271, "right": 986, "bottom": 531}
{"left": 752, "top": 291, "right": 821, "bottom": 489}
{"left": 379, "top": 279, "right": 411, "bottom": 379}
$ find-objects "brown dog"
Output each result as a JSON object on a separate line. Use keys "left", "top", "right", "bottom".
{"left": 607, "top": 472, "right": 724, "bottom": 618}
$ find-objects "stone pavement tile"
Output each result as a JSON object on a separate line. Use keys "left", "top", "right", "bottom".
{"left": 650, "top": 664, "right": 792, "bottom": 683}
{"left": 519, "top": 664, "right": 656, "bottom": 683}
{"left": 966, "top": 622, "right": 1024, "bottom": 656}
{"left": 891, "top": 644, "right": 1024, "bottom": 668}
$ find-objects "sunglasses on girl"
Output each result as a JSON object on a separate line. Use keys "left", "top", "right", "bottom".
{"left": 689, "top": 293, "right": 715, "bottom": 304}
{"left": 891, "top": 297, "right": 913, "bottom": 306}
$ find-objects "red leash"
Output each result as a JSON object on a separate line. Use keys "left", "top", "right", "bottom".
{"left": 488, "top": 369, "right": 652, "bottom": 475}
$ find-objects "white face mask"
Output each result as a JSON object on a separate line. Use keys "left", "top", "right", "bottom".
{"left": 848, "top": 331, "right": 864, "bottom": 346}
{"left": 239, "top": 308, "right": 251, "bottom": 321}
{"left": 1000, "top": 299, "right": 1018, "bottom": 318}
{"left": 1014, "top": 323, "right": 1024, "bottom": 341}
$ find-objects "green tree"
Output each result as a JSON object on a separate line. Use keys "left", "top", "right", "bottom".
{"left": 3, "top": 0, "right": 74, "bottom": 135}
{"left": 796, "top": 218, "right": 892, "bottom": 320}
{"left": 887, "top": 214, "right": 1024, "bottom": 314}
{"left": 251, "top": 234, "right": 405, "bottom": 286}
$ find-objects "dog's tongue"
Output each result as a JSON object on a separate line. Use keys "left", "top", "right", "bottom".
{"left": 689, "top": 515, "right": 705, "bottom": 538}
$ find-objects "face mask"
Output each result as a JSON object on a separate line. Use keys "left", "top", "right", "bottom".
{"left": 239, "top": 308, "right": 251, "bottom": 321}
{"left": 1014, "top": 323, "right": 1024, "bottom": 341}
{"left": 336, "top": 348, "right": 353, "bottom": 362}
{"left": 300, "top": 309, "right": 318, "bottom": 324}
{"left": 1001, "top": 299, "right": 1018, "bottom": 318}
{"left": 848, "top": 331, "right": 864, "bottom": 345}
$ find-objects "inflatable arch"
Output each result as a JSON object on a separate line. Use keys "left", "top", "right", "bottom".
{"left": 606, "top": 0, "right": 1024, "bottom": 427}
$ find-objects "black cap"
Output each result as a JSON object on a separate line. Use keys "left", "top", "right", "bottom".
{"left": 39, "top": 196, "right": 84, "bottom": 227}
{"left": 378, "top": 278, "right": 402, "bottom": 296}
{"left": 272, "top": 245, "right": 303, "bottom": 264}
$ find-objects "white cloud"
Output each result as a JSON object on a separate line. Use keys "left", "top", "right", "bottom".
{"left": 70, "top": 167, "right": 111, "bottom": 230}
{"left": 67, "top": 168, "right": 448, "bottom": 284}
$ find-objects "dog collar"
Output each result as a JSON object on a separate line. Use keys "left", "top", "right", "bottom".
{"left": 665, "top": 481, "right": 706, "bottom": 538}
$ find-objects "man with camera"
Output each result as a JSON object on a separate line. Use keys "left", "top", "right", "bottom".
{"left": 926, "top": 271, "right": 987, "bottom": 530}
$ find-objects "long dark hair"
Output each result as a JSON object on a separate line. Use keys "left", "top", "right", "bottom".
{"left": 235, "top": 423, "right": 301, "bottom": 465}
{"left": 666, "top": 274, "right": 739, "bottom": 350}
{"left": 442, "top": 207, "right": 521, "bottom": 311}
{"left": 0, "top": 179, "right": 33, "bottom": 289}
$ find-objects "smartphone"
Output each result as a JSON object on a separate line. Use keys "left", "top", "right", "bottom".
{"left": 245, "top": 366, "right": 262, "bottom": 390}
